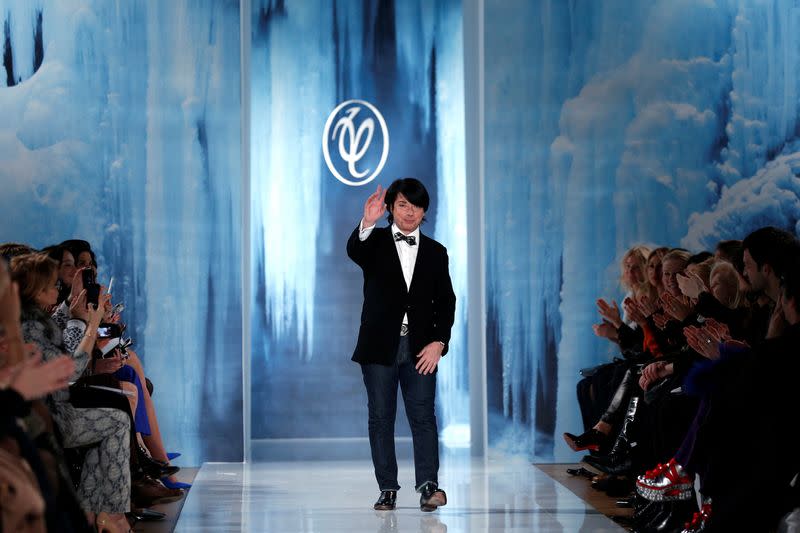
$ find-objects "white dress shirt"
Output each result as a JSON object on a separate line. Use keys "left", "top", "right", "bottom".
{"left": 359, "top": 220, "right": 420, "bottom": 326}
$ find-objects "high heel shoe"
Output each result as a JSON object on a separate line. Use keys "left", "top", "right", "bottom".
{"left": 140, "top": 453, "right": 180, "bottom": 478}
{"left": 137, "top": 443, "right": 180, "bottom": 478}
{"left": 583, "top": 396, "right": 640, "bottom": 476}
{"left": 636, "top": 458, "right": 692, "bottom": 501}
{"left": 161, "top": 477, "right": 192, "bottom": 490}
{"left": 563, "top": 428, "right": 607, "bottom": 452}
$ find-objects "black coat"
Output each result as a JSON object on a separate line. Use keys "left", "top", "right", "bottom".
{"left": 346, "top": 225, "right": 456, "bottom": 366}
{"left": 704, "top": 322, "right": 800, "bottom": 531}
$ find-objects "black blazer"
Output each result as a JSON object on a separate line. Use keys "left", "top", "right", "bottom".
{"left": 347, "top": 225, "right": 456, "bottom": 366}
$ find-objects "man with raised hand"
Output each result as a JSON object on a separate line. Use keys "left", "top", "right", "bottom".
{"left": 347, "top": 178, "right": 456, "bottom": 512}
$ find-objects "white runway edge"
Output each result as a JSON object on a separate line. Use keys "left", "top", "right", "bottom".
{"left": 174, "top": 453, "right": 625, "bottom": 532}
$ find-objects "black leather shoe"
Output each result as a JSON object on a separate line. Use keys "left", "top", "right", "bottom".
{"left": 563, "top": 429, "right": 606, "bottom": 452}
{"left": 130, "top": 508, "right": 166, "bottom": 521}
{"left": 565, "top": 466, "right": 596, "bottom": 479}
{"left": 138, "top": 452, "right": 180, "bottom": 479}
{"left": 374, "top": 490, "right": 397, "bottom": 511}
{"left": 419, "top": 483, "right": 447, "bottom": 512}
{"left": 635, "top": 500, "right": 696, "bottom": 533}
{"left": 584, "top": 449, "right": 633, "bottom": 476}
{"left": 591, "top": 474, "right": 633, "bottom": 496}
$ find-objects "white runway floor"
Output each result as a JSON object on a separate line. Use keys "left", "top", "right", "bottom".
{"left": 174, "top": 454, "right": 625, "bottom": 532}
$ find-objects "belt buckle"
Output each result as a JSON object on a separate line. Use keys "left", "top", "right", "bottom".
{"left": 400, "top": 324, "right": 409, "bottom": 336}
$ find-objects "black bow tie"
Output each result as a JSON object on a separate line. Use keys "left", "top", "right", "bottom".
{"left": 394, "top": 232, "right": 416, "bottom": 246}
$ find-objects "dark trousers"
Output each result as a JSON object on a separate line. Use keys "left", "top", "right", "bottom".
{"left": 361, "top": 335, "right": 439, "bottom": 492}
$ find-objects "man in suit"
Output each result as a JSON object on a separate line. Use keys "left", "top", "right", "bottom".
{"left": 347, "top": 178, "right": 456, "bottom": 512}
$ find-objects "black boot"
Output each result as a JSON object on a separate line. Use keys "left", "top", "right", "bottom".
{"left": 584, "top": 396, "right": 640, "bottom": 475}
{"left": 633, "top": 492, "right": 697, "bottom": 533}
{"left": 646, "top": 499, "right": 697, "bottom": 532}
{"left": 629, "top": 499, "right": 665, "bottom": 529}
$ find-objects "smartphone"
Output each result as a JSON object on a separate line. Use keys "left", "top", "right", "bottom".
{"left": 82, "top": 268, "right": 100, "bottom": 307}
{"left": 99, "top": 337, "right": 121, "bottom": 358}
{"left": 97, "top": 323, "right": 122, "bottom": 338}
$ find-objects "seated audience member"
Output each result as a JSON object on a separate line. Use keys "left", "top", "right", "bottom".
{"left": 566, "top": 248, "right": 679, "bottom": 455}
{"left": 593, "top": 245, "right": 653, "bottom": 346}
{"left": 11, "top": 253, "right": 133, "bottom": 533}
{"left": 714, "top": 239, "right": 744, "bottom": 275}
{"left": 574, "top": 247, "right": 668, "bottom": 440}
{"left": 59, "top": 239, "right": 187, "bottom": 490}
{"left": 42, "top": 244, "right": 79, "bottom": 304}
{"left": 633, "top": 228, "right": 800, "bottom": 532}
{"left": 1, "top": 257, "right": 94, "bottom": 532}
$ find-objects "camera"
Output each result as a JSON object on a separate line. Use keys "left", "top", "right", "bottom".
{"left": 97, "top": 323, "right": 123, "bottom": 339}
{"left": 82, "top": 269, "right": 100, "bottom": 307}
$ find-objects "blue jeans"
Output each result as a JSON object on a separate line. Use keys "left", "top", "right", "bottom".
{"left": 361, "top": 335, "right": 439, "bottom": 491}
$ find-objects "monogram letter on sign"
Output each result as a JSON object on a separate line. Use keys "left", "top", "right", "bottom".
{"left": 322, "top": 100, "right": 389, "bottom": 186}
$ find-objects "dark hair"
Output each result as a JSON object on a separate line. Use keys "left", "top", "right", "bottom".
{"left": 0, "top": 242, "right": 37, "bottom": 262}
{"left": 688, "top": 251, "right": 713, "bottom": 265}
{"left": 715, "top": 239, "right": 744, "bottom": 274}
{"left": 742, "top": 227, "right": 799, "bottom": 279}
{"left": 41, "top": 245, "right": 71, "bottom": 264}
{"left": 60, "top": 239, "right": 97, "bottom": 268}
{"left": 41, "top": 245, "right": 74, "bottom": 303}
{"left": 384, "top": 178, "right": 430, "bottom": 225}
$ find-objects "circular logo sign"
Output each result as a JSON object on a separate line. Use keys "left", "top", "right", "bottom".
{"left": 322, "top": 99, "right": 389, "bottom": 186}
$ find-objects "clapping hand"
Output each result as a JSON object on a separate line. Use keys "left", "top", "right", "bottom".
{"left": 362, "top": 185, "right": 387, "bottom": 228}
{"left": 636, "top": 294, "right": 660, "bottom": 317}
{"left": 684, "top": 325, "right": 719, "bottom": 359}
{"left": 0, "top": 354, "right": 74, "bottom": 400}
{"left": 660, "top": 292, "right": 692, "bottom": 322}
{"left": 677, "top": 271, "right": 708, "bottom": 300}
{"left": 703, "top": 318, "right": 731, "bottom": 343}
{"left": 622, "top": 297, "right": 647, "bottom": 327}
{"left": 684, "top": 319, "right": 739, "bottom": 360}
{"left": 652, "top": 312, "right": 670, "bottom": 330}
{"left": 592, "top": 319, "right": 619, "bottom": 341}
{"left": 596, "top": 299, "right": 622, "bottom": 328}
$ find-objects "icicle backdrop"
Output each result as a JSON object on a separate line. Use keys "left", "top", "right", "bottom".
{"left": 249, "top": 0, "right": 468, "bottom": 442}
{"left": 0, "top": 0, "right": 242, "bottom": 464}
{"left": 485, "top": 0, "right": 800, "bottom": 462}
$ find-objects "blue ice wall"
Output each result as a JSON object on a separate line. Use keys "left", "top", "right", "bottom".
{"left": 485, "top": 0, "right": 800, "bottom": 461}
{"left": 0, "top": 0, "right": 242, "bottom": 464}
{"left": 250, "top": 0, "right": 468, "bottom": 442}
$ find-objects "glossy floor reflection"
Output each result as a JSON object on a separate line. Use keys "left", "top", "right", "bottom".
{"left": 175, "top": 454, "right": 625, "bottom": 532}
